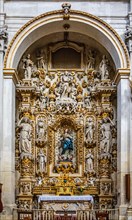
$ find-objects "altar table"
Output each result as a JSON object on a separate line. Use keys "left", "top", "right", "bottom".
{"left": 38, "top": 195, "right": 94, "bottom": 203}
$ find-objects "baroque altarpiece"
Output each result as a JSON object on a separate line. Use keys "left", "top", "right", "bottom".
{"left": 15, "top": 39, "right": 117, "bottom": 209}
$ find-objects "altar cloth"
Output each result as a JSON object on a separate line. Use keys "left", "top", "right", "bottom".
{"left": 38, "top": 195, "right": 94, "bottom": 203}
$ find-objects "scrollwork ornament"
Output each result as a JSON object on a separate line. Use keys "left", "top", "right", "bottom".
{"left": 100, "top": 199, "right": 112, "bottom": 209}
{"left": 18, "top": 200, "right": 31, "bottom": 210}
{"left": 100, "top": 182, "right": 111, "bottom": 195}
{"left": 99, "top": 157, "right": 111, "bottom": 178}
{"left": 21, "top": 157, "right": 33, "bottom": 177}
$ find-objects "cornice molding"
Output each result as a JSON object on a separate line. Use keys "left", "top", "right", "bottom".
{"left": 114, "top": 68, "right": 130, "bottom": 85}
{"left": 3, "top": 68, "right": 19, "bottom": 85}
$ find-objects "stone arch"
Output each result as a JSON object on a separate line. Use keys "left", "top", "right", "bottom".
{"left": 4, "top": 9, "right": 129, "bottom": 70}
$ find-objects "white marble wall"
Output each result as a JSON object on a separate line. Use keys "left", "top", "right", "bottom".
{"left": 3, "top": 0, "right": 129, "bottom": 42}
{"left": 2, "top": 70, "right": 17, "bottom": 219}
{"left": 116, "top": 71, "right": 131, "bottom": 219}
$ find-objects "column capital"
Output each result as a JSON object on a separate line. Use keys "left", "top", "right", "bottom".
{"left": 3, "top": 68, "right": 19, "bottom": 85}
{"left": 114, "top": 68, "right": 130, "bottom": 85}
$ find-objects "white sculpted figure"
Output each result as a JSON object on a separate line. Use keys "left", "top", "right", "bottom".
{"left": 86, "top": 149, "right": 94, "bottom": 171}
{"left": 101, "top": 183, "right": 110, "bottom": 194}
{"left": 60, "top": 71, "right": 72, "bottom": 98}
{"left": 84, "top": 96, "right": 91, "bottom": 108}
{"left": 125, "top": 25, "right": 132, "bottom": 40}
{"left": 37, "top": 118, "right": 46, "bottom": 140}
{"left": 37, "top": 149, "right": 46, "bottom": 172}
{"left": 0, "top": 25, "right": 8, "bottom": 40}
{"left": 86, "top": 50, "right": 95, "bottom": 70}
{"left": 40, "top": 96, "right": 47, "bottom": 110}
{"left": 23, "top": 183, "right": 30, "bottom": 194}
{"left": 99, "top": 55, "right": 109, "bottom": 80}
{"left": 37, "top": 50, "right": 47, "bottom": 71}
{"left": 18, "top": 117, "right": 32, "bottom": 154}
{"left": 100, "top": 117, "right": 114, "bottom": 153}
{"left": 85, "top": 117, "right": 95, "bottom": 143}
{"left": 22, "top": 54, "right": 33, "bottom": 80}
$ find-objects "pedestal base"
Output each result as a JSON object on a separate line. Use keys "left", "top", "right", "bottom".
{"left": 0, "top": 203, "right": 17, "bottom": 220}
{"left": 127, "top": 207, "right": 132, "bottom": 220}
{"left": 118, "top": 205, "right": 128, "bottom": 220}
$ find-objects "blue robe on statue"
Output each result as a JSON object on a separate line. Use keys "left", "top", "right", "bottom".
{"left": 61, "top": 136, "right": 73, "bottom": 155}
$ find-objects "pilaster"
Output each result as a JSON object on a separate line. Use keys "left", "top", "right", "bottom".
{"left": 125, "top": 5, "right": 132, "bottom": 216}
{"left": 1, "top": 68, "right": 18, "bottom": 219}
{"left": 127, "top": 75, "right": 132, "bottom": 216}
{"left": 0, "top": 10, "right": 7, "bottom": 200}
{"left": 114, "top": 68, "right": 131, "bottom": 219}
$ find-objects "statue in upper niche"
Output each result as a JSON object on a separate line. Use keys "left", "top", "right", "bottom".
{"left": 37, "top": 49, "right": 47, "bottom": 71}
{"left": 86, "top": 50, "right": 95, "bottom": 70}
{"left": 22, "top": 54, "right": 34, "bottom": 80}
{"left": 99, "top": 55, "right": 110, "bottom": 80}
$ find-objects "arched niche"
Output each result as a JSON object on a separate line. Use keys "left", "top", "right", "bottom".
{"left": 17, "top": 32, "right": 116, "bottom": 80}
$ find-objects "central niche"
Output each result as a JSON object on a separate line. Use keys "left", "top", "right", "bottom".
{"left": 15, "top": 32, "right": 117, "bottom": 210}
{"left": 51, "top": 42, "right": 82, "bottom": 69}
{"left": 56, "top": 125, "right": 76, "bottom": 163}
{"left": 52, "top": 48, "right": 81, "bottom": 69}
{"left": 49, "top": 117, "right": 82, "bottom": 175}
